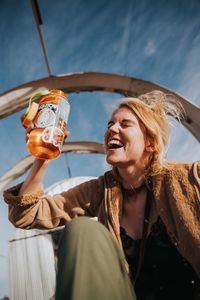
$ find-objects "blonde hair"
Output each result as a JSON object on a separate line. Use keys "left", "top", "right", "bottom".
{"left": 118, "top": 90, "right": 185, "bottom": 176}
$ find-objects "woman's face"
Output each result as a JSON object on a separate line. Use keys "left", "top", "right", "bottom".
{"left": 104, "top": 106, "right": 151, "bottom": 167}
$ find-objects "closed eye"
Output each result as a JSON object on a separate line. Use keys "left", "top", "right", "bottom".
{"left": 107, "top": 119, "right": 135, "bottom": 129}
{"left": 121, "top": 120, "right": 135, "bottom": 127}
{"left": 107, "top": 121, "right": 114, "bottom": 129}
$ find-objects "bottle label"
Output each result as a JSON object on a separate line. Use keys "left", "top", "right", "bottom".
{"left": 34, "top": 103, "right": 58, "bottom": 128}
{"left": 34, "top": 99, "right": 70, "bottom": 150}
{"left": 42, "top": 127, "right": 64, "bottom": 150}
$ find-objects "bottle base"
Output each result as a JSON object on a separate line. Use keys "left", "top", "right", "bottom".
{"left": 28, "top": 147, "right": 61, "bottom": 160}
{"left": 27, "top": 129, "right": 61, "bottom": 160}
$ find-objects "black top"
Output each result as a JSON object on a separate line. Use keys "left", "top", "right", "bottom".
{"left": 120, "top": 218, "right": 200, "bottom": 300}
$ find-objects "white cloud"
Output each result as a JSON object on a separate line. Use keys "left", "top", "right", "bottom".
{"left": 101, "top": 98, "right": 120, "bottom": 118}
{"left": 115, "top": 1, "right": 134, "bottom": 60}
{"left": 144, "top": 40, "right": 157, "bottom": 56}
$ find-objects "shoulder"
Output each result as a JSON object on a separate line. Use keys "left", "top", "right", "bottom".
{"left": 152, "top": 160, "right": 200, "bottom": 191}
{"left": 164, "top": 160, "right": 193, "bottom": 170}
{"left": 168, "top": 160, "right": 200, "bottom": 190}
{"left": 161, "top": 160, "right": 199, "bottom": 177}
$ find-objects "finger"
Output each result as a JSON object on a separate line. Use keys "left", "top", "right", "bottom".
{"left": 64, "top": 130, "right": 70, "bottom": 139}
{"left": 25, "top": 133, "right": 30, "bottom": 143}
{"left": 26, "top": 123, "right": 34, "bottom": 133}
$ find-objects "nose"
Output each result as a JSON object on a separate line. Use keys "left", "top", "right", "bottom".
{"left": 108, "top": 122, "right": 120, "bottom": 133}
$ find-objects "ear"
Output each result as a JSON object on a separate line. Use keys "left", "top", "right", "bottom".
{"left": 145, "top": 139, "right": 154, "bottom": 153}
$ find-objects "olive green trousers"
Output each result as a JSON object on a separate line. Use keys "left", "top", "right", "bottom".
{"left": 55, "top": 217, "right": 136, "bottom": 300}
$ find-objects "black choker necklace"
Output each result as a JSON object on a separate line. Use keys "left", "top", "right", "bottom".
{"left": 122, "top": 183, "right": 146, "bottom": 197}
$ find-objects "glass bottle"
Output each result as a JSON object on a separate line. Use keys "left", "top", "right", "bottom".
{"left": 26, "top": 89, "right": 70, "bottom": 160}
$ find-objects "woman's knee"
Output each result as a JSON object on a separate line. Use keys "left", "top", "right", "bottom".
{"left": 59, "top": 216, "right": 115, "bottom": 251}
{"left": 63, "top": 216, "right": 105, "bottom": 236}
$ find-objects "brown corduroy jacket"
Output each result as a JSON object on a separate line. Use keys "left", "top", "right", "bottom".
{"left": 3, "top": 161, "right": 200, "bottom": 277}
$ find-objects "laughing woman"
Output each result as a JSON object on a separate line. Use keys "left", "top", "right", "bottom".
{"left": 4, "top": 90, "right": 200, "bottom": 300}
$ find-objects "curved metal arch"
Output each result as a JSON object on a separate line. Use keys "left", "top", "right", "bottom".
{"left": 0, "top": 72, "right": 200, "bottom": 141}
{"left": 0, "top": 141, "right": 105, "bottom": 192}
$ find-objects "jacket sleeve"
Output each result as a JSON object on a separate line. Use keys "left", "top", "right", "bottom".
{"left": 3, "top": 177, "right": 104, "bottom": 230}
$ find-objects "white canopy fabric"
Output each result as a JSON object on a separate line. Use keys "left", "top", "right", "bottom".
{"left": 9, "top": 229, "right": 56, "bottom": 300}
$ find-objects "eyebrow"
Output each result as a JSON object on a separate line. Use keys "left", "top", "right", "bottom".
{"left": 107, "top": 120, "right": 114, "bottom": 126}
{"left": 121, "top": 119, "right": 135, "bottom": 123}
{"left": 107, "top": 119, "right": 136, "bottom": 126}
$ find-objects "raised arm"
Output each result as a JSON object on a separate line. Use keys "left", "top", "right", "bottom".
{"left": 4, "top": 171, "right": 104, "bottom": 230}
{"left": 19, "top": 158, "right": 49, "bottom": 196}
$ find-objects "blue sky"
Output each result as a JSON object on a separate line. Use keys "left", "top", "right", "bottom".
{"left": 0, "top": 0, "right": 200, "bottom": 297}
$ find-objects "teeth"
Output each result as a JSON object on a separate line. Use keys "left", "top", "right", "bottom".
{"left": 108, "top": 139, "right": 123, "bottom": 148}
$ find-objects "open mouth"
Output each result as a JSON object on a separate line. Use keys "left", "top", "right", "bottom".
{"left": 107, "top": 139, "right": 124, "bottom": 149}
